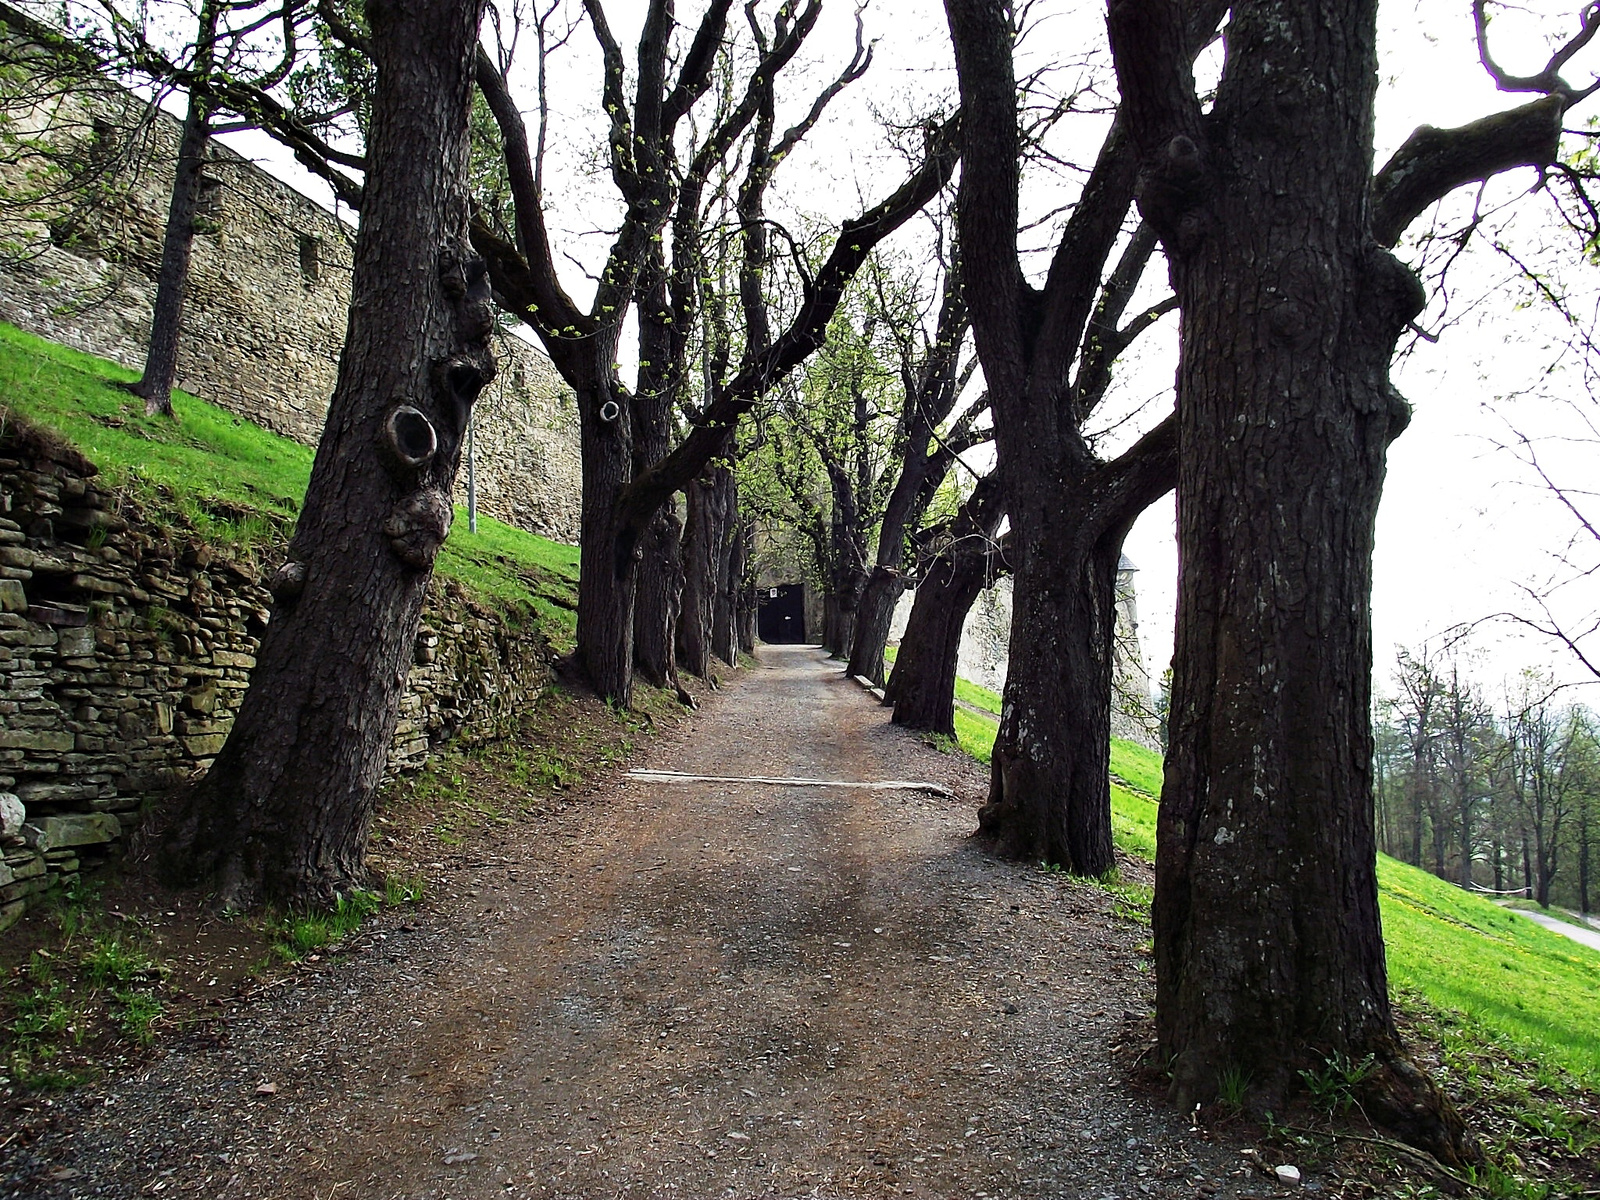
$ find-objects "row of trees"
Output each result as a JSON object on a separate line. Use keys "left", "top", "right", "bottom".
{"left": 1378, "top": 649, "right": 1600, "bottom": 912}
{"left": 10, "top": 0, "right": 1600, "bottom": 1163}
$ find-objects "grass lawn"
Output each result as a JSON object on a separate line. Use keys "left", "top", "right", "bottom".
{"left": 0, "top": 323, "right": 578, "bottom": 644}
{"left": 934, "top": 667, "right": 1600, "bottom": 1087}
{"left": 1381, "top": 855, "right": 1600, "bottom": 1084}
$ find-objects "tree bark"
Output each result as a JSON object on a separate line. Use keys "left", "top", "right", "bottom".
{"left": 677, "top": 467, "right": 723, "bottom": 679}
{"left": 978, "top": 423, "right": 1175, "bottom": 873}
{"left": 631, "top": 248, "right": 682, "bottom": 695}
{"left": 161, "top": 0, "right": 492, "bottom": 909}
{"left": 887, "top": 543, "right": 993, "bottom": 737}
{"left": 849, "top": 567, "right": 908, "bottom": 686}
{"left": 131, "top": 0, "right": 219, "bottom": 418}
{"left": 1110, "top": 0, "right": 1475, "bottom": 1163}
{"left": 886, "top": 472, "right": 1006, "bottom": 734}
{"left": 733, "top": 517, "right": 757, "bottom": 655}
{"left": 573, "top": 355, "right": 639, "bottom": 703}
{"left": 711, "top": 466, "right": 740, "bottom": 666}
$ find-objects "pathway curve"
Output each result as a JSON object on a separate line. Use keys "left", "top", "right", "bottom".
{"left": 1507, "top": 907, "right": 1600, "bottom": 954}
{"left": 7, "top": 645, "right": 1259, "bottom": 1200}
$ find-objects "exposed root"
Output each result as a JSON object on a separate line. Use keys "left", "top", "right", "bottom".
{"left": 1357, "top": 1041, "right": 1482, "bottom": 1169}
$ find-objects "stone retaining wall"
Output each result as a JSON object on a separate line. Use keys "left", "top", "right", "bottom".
{"left": 0, "top": 5, "right": 582, "bottom": 542}
{"left": 0, "top": 419, "right": 553, "bottom": 932}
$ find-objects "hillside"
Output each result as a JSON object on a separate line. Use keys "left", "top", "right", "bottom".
{"left": 945, "top": 673, "right": 1600, "bottom": 1087}
{"left": 0, "top": 322, "right": 579, "bottom": 646}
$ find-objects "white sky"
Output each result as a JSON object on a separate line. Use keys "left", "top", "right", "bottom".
{"left": 211, "top": 0, "right": 1600, "bottom": 704}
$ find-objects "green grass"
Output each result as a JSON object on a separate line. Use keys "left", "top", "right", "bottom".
{"left": 1109, "top": 737, "right": 1164, "bottom": 797}
{"left": 952, "top": 705, "right": 996, "bottom": 765}
{"left": 933, "top": 664, "right": 1600, "bottom": 1089}
{"left": 1379, "top": 855, "right": 1600, "bottom": 1085}
{"left": 0, "top": 322, "right": 578, "bottom": 640}
{"left": 953, "top": 674, "right": 1002, "bottom": 715}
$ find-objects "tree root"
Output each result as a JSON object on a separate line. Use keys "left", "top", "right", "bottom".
{"left": 1357, "top": 1041, "right": 1482, "bottom": 1170}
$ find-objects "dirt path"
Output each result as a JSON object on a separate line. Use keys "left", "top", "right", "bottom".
{"left": 1505, "top": 906, "right": 1600, "bottom": 954}
{"left": 7, "top": 645, "right": 1267, "bottom": 1200}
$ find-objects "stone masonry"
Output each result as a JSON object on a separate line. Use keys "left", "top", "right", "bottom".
{"left": 0, "top": 418, "right": 556, "bottom": 932}
{"left": 0, "top": 4, "right": 582, "bottom": 541}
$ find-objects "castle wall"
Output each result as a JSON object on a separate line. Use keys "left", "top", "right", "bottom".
{"left": 0, "top": 21, "right": 581, "bottom": 541}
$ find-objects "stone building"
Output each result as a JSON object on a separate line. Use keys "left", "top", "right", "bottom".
{"left": 0, "top": 4, "right": 582, "bottom": 541}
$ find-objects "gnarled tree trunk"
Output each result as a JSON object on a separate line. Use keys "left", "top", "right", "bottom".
{"left": 886, "top": 544, "right": 994, "bottom": 737}
{"left": 886, "top": 473, "right": 1006, "bottom": 734}
{"left": 162, "top": 0, "right": 492, "bottom": 909}
{"left": 678, "top": 466, "right": 725, "bottom": 679}
{"left": 848, "top": 567, "right": 907, "bottom": 686}
{"left": 978, "top": 426, "right": 1174, "bottom": 874}
{"left": 1111, "top": 0, "right": 1476, "bottom": 1163}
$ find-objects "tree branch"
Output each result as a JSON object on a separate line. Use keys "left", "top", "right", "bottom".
{"left": 618, "top": 112, "right": 962, "bottom": 528}
{"left": 1371, "top": 95, "right": 1567, "bottom": 247}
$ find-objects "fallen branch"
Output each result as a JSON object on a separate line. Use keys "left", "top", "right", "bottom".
{"left": 624, "top": 769, "right": 953, "bottom": 798}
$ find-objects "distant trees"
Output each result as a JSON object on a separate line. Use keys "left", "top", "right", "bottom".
{"left": 741, "top": 247, "right": 986, "bottom": 678}
{"left": 469, "top": 0, "right": 958, "bottom": 706}
{"left": 1376, "top": 654, "right": 1600, "bottom": 914}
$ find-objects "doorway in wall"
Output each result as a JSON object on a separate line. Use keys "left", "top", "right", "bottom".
{"left": 757, "top": 584, "right": 806, "bottom": 644}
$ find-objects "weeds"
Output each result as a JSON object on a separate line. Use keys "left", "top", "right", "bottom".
{"left": 2, "top": 901, "right": 165, "bottom": 1093}
{"left": 1217, "top": 1064, "right": 1251, "bottom": 1112}
{"left": 1095, "top": 869, "right": 1154, "bottom": 925}
{"left": 268, "top": 889, "right": 385, "bottom": 962}
{"left": 1298, "top": 1049, "right": 1378, "bottom": 1114}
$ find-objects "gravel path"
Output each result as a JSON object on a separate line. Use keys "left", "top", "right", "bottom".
{"left": 1506, "top": 907, "right": 1600, "bottom": 953}
{"left": 5, "top": 645, "right": 1271, "bottom": 1199}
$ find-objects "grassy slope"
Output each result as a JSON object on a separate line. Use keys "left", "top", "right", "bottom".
{"left": 939, "top": 665, "right": 1600, "bottom": 1084}
{"left": 0, "top": 323, "right": 578, "bottom": 645}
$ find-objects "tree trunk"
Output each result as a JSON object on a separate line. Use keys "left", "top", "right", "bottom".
{"left": 1579, "top": 806, "right": 1592, "bottom": 914}
{"left": 633, "top": 504, "right": 686, "bottom": 693}
{"left": 734, "top": 518, "right": 757, "bottom": 655}
{"left": 711, "top": 467, "right": 740, "bottom": 666}
{"left": 574, "top": 359, "right": 637, "bottom": 705}
{"left": 979, "top": 505, "right": 1126, "bottom": 875}
{"left": 161, "top": 0, "right": 492, "bottom": 908}
{"left": 1535, "top": 822, "right": 1554, "bottom": 908}
{"left": 848, "top": 567, "right": 907, "bottom": 687}
{"left": 1459, "top": 792, "right": 1475, "bottom": 890}
{"left": 887, "top": 545, "right": 993, "bottom": 737}
{"left": 1492, "top": 836, "right": 1505, "bottom": 893}
{"left": 630, "top": 246, "right": 690, "bottom": 700}
{"left": 131, "top": 0, "right": 219, "bottom": 418}
{"left": 1523, "top": 830, "right": 1534, "bottom": 899}
{"left": 677, "top": 470, "right": 721, "bottom": 679}
{"left": 823, "top": 576, "right": 864, "bottom": 661}
{"left": 1112, "top": 0, "right": 1475, "bottom": 1163}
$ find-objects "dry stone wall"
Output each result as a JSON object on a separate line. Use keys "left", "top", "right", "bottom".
{"left": 0, "top": 420, "right": 554, "bottom": 933}
{"left": 0, "top": 8, "right": 581, "bottom": 541}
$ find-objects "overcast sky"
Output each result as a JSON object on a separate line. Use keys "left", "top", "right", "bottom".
{"left": 216, "top": 0, "right": 1600, "bottom": 705}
